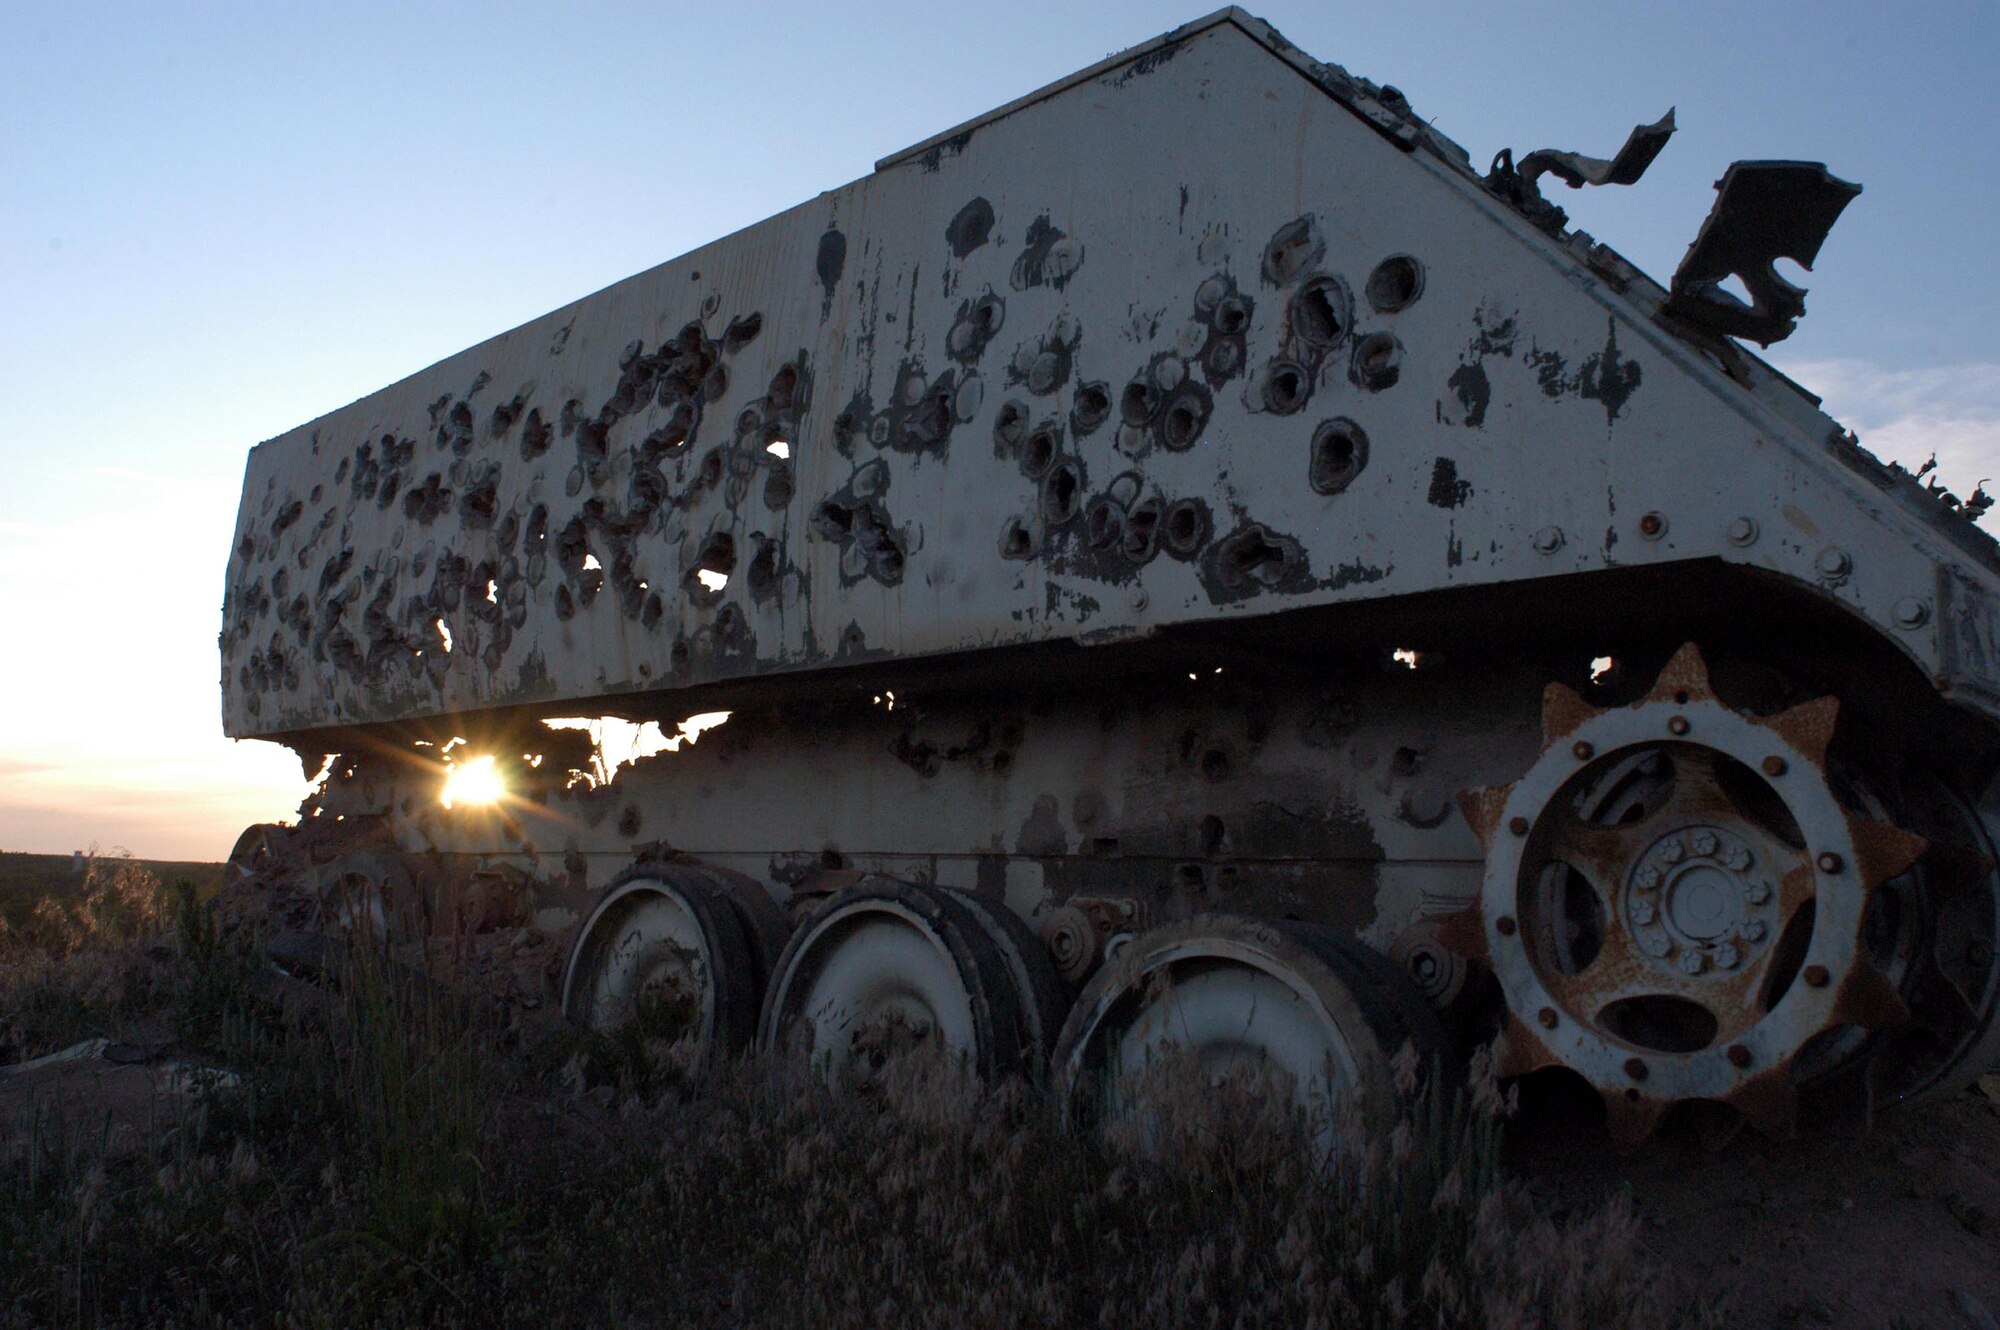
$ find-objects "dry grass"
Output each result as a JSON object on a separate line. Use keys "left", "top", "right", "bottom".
{"left": 0, "top": 891, "right": 1714, "bottom": 1329}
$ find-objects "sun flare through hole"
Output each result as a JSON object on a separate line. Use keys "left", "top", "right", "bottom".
{"left": 440, "top": 754, "right": 506, "bottom": 808}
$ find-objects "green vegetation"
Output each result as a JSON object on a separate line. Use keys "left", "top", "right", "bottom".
{"left": 0, "top": 874, "right": 1714, "bottom": 1328}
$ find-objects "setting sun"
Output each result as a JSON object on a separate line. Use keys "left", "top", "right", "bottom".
{"left": 439, "top": 755, "right": 506, "bottom": 809}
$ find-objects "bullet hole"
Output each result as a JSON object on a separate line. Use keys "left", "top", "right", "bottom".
{"left": 670, "top": 638, "right": 692, "bottom": 671}
{"left": 815, "top": 230, "right": 846, "bottom": 306}
{"left": 1263, "top": 360, "right": 1310, "bottom": 414}
{"left": 948, "top": 293, "right": 1005, "bottom": 361}
{"left": 1163, "top": 499, "right": 1210, "bottom": 559}
{"left": 1389, "top": 746, "right": 1424, "bottom": 778}
{"left": 1083, "top": 496, "right": 1124, "bottom": 551}
{"left": 1041, "top": 460, "right": 1083, "bottom": 524}
{"left": 618, "top": 806, "right": 642, "bottom": 837}
{"left": 1351, "top": 333, "right": 1403, "bottom": 391}
{"left": 525, "top": 504, "right": 548, "bottom": 549}
{"left": 768, "top": 363, "right": 800, "bottom": 412}
{"left": 402, "top": 474, "right": 453, "bottom": 524}
{"left": 1215, "top": 524, "right": 1302, "bottom": 589}
{"left": 989, "top": 750, "right": 1013, "bottom": 775}
{"left": 999, "top": 517, "right": 1035, "bottom": 560}
{"left": 723, "top": 312, "right": 764, "bottom": 354}
{"left": 1310, "top": 419, "right": 1370, "bottom": 495}
{"left": 554, "top": 583, "right": 576, "bottom": 621}
{"left": 1071, "top": 381, "right": 1111, "bottom": 435}
{"left": 520, "top": 409, "right": 553, "bottom": 460}
{"left": 1203, "top": 337, "right": 1245, "bottom": 380}
{"left": 747, "top": 536, "right": 781, "bottom": 601}
{"left": 702, "top": 362, "right": 730, "bottom": 404}
{"left": 947, "top": 196, "right": 995, "bottom": 258}
{"left": 490, "top": 395, "right": 526, "bottom": 435}
{"left": 1160, "top": 388, "right": 1210, "bottom": 451}
{"left": 272, "top": 498, "right": 303, "bottom": 535}
{"left": 1200, "top": 748, "right": 1231, "bottom": 781}
{"left": 1291, "top": 276, "right": 1352, "bottom": 348}
{"left": 576, "top": 419, "right": 609, "bottom": 477}
{"left": 812, "top": 499, "right": 853, "bottom": 541}
{"left": 1263, "top": 216, "right": 1325, "bottom": 287}
{"left": 459, "top": 477, "right": 498, "bottom": 528}
{"left": 685, "top": 532, "right": 736, "bottom": 604}
{"left": 641, "top": 591, "right": 664, "bottom": 629}
{"left": 763, "top": 463, "right": 795, "bottom": 509}
{"left": 1027, "top": 352, "right": 1062, "bottom": 395}
{"left": 644, "top": 402, "right": 696, "bottom": 458}
{"left": 1121, "top": 379, "right": 1162, "bottom": 426}
{"left": 993, "top": 400, "right": 1030, "bottom": 454}
{"left": 334, "top": 458, "right": 350, "bottom": 484}
{"left": 1122, "top": 496, "right": 1163, "bottom": 563}
{"left": 1011, "top": 215, "right": 1078, "bottom": 291}
{"left": 1366, "top": 255, "right": 1425, "bottom": 312}
{"left": 309, "top": 484, "right": 323, "bottom": 504}
{"left": 696, "top": 448, "right": 725, "bottom": 490}
{"left": 1199, "top": 814, "right": 1226, "bottom": 855}
{"left": 443, "top": 401, "right": 475, "bottom": 454}
{"left": 1213, "top": 295, "right": 1251, "bottom": 337}
{"left": 1019, "top": 422, "right": 1061, "bottom": 479}
{"left": 736, "top": 405, "right": 765, "bottom": 439}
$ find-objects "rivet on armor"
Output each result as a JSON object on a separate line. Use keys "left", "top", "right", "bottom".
{"left": 1668, "top": 715, "right": 1690, "bottom": 736}
{"left": 1638, "top": 512, "right": 1666, "bottom": 540}
{"left": 1816, "top": 851, "right": 1843, "bottom": 873}
{"left": 1726, "top": 516, "right": 1759, "bottom": 546}
{"left": 1537, "top": 1006, "right": 1558, "bottom": 1028}
{"left": 1509, "top": 815, "right": 1530, "bottom": 836}
{"left": 1893, "top": 595, "right": 1931, "bottom": 629}
{"left": 1572, "top": 740, "right": 1594, "bottom": 760}
{"left": 1762, "top": 755, "right": 1788, "bottom": 776}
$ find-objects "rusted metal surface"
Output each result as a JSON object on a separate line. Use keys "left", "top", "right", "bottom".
{"left": 215, "top": 8, "right": 2000, "bottom": 1143}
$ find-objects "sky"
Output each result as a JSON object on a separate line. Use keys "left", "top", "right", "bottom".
{"left": 3, "top": 1, "right": 1997, "bottom": 861}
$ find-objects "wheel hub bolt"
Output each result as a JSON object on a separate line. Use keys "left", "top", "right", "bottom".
{"left": 1724, "top": 847, "right": 1753, "bottom": 871}
{"left": 1630, "top": 899, "right": 1658, "bottom": 925}
{"left": 1713, "top": 942, "right": 1741, "bottom": 970}
{"left": 1745, "top": 881, "right": 1771, "bottom": 905}
{"left": 1660, "top": 838, "right": 1686, "bottom": 864}
{"left": 1635, "top": 866, "right": 1662, "bottom": 890}
{"left": 1691, "top": 830, "right": 1718, "bottom": 856}
{"left": 1678, "top": 950, "right": 1707, "bottom": 975}
{"left": 1641, "top": 934, "right": 1672, "bottom": 958}
{"left": 1740, "top": 918, "right": 1767, "bottom": 942}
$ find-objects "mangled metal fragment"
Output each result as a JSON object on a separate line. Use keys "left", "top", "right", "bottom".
{"left": 1485, "top": 110, "right": 1676, "bottom": 233}
{"left": 1663, "top": 161, "right": 1862, "bottom": 345}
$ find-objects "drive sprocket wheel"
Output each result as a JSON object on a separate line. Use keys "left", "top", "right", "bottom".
{"left": 1451, "top": 643, "right": 1926, "bottom": 1150}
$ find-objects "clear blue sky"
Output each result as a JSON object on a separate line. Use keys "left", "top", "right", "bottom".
{"left": 4, "top": 1, "right": 1996, "bottom": 859}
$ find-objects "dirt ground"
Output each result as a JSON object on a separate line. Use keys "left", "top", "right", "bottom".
{"left": 1516, "top": 1078, "right": 2000, "bottom": 1329}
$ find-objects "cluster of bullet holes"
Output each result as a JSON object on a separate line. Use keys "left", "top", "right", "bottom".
{"left": 1117, "top": 351, "right": 1214, "bottom": 456}
{"left": 812, "top": 460, "right": 907, "bottom": 586}
{"left": 837, "top": 359, "right": 973, "bottom": 458}
{"left": 890, "top": 714, "right": 1025, "bottom": 780}
{"left": 1010, "top": 215, "right": 1083, "bottom": 291}
{"left": 1189, "top": 275, "right": 1253, "bottom": 385}
{"left": 343, "top": 435, "right": 419, "bottom": 511}
{"left": 947, "top": 292, "right": 1006, "bottom": 364}
{"left": 733, "top": 354, "right": 810, "bottom": 511}
{"left": 1008, "top": 317, "right": 1080, "bottom": 398}
{"left": 1309, "top": 419, "right": 1370, "bottom": 495}
{"left": 665, "top": 602, "right": 754, "bottom": 680}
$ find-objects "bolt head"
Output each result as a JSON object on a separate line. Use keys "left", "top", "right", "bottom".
{"left": 1726, "top": 1043, "right": 1752, "bottom": 1068}
{"left": 1638, "top": 512, "right": 1666, "bottom": 539}
{"left": 1740, "top": 917, "right": 1767, "bottom": 942}
{"left": 1714, "top": 942, "right": 1741, "bottom": 970}
{"left": 1659, "top": 838, "right": 1686, "bottom": 864}
{"left": 1668, "top": 716, "right": 1691, "bottom": 737}
{"left": 1532, "top": 526, "right": 1565, "bottom": 554}
{"left": 1509, "top": 816, "right": 1531, "bottom": 836}
{"left": 1572, "top": 740, "right": 1595, "bottom": 760}
{"left": 1816, "top": 852, "right": 1844, "bottom": 874}
{"left": 1636, "top": 865, "right": 1662, "bottom": 890}
{"left": 1724, "top": 847, "right": 1753, "bottom": 871}
{"left": 1745, "top": 881, "right": 1771, "bottom": 906}
{"left": 1893, "top": 595, "right": 1932, "bottom": 629}
{"left": 1630, "top": 899, "right": 1658, "bottom": 925}
{"left": 1641, "top": 934, "right": 1672, "bottom": 958}
{"left": 1691, "top": 830, "right": 1718, "bottom": 856}
{"left": 1678, "top": 949, "right": 1707, "bottom": 975}
{"left": 1727, "top": 516, "right": 1759, "bottom": 546}
{"left": 1762, "top": 755, "right": 1788, "bottom": 777}
{"left": 1537, "top": 1006, "right": 1558, "bottom": 1029}
{"left": 1804, "top": 963, "right": 1830, "bottom": 988}
{"left": 1816, "top": 547, "right": 1853, "bottom": 581}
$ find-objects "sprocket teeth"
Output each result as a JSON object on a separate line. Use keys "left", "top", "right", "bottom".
{"left": 1830, "top": 958, "right": 1911, "bottom": 1031}
{"left": 1642, "top": 641, "right": 1716, "bottom": 706}
{"left": 1456, "top": 784, "right": 1515, "bottom": 850}
{"left": 1601, "top": 1091, "right": 1670, "bottom": 1154}
{"left": 1763, "top": 694, "right": 1840, "bottom": 766}
{"left": 1540, "top": 681, "right": 1603, "bottom": 745}
{"left": 1850, "top": 817, "right": 1929, "bottom": 890}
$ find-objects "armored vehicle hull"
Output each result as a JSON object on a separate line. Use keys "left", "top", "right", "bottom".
{"left": 222, "top": 10, "right": 2000, "bottom": 1144}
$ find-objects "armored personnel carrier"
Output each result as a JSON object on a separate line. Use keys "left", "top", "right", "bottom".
{"left": 220, "top": 9, "right": 2000, "bottom": 1147}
